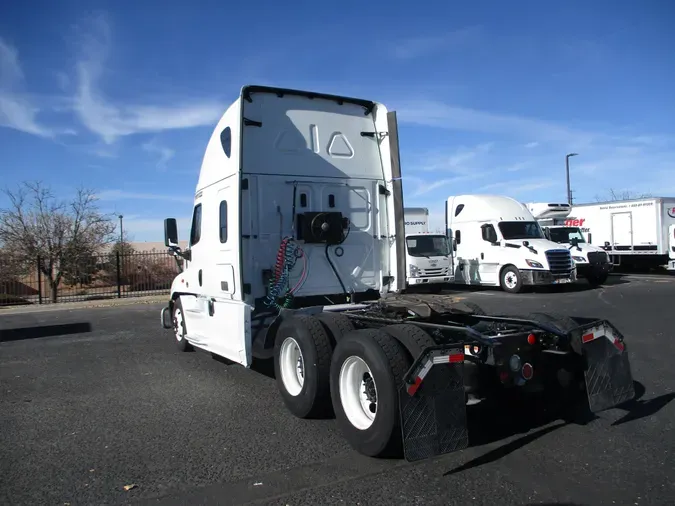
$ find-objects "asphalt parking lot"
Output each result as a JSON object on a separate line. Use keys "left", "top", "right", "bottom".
{"left": 1, "top": 273, "right": 674, "bottom": 506}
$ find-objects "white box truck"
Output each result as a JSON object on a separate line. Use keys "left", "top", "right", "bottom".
{"left": 403, "top": 207, "right": 453, "bottom": 291}
{"left": 570, "top": 197, "right": 675, "bottom": 271}
{"left": 527, "top": 202, "right": 613, "bottom": 285}
{"left": 159, "top": 85, "right": 635, "bottom": 462}
{"left": 445, "top": 194, "right": 578, "bottom": 293}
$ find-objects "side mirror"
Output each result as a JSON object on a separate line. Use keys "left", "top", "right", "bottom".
{"left": 588, "top": 233, "right": 592, "bottom": 244}
{"left": 164, "top": 218, "right": 179, "bottom": 246}
{"left": 604, "top": 241, "right": 611, "bottom": 249}
{"left": 452, "top": 238, "right": 457, "bottom": 252}
{"left": 543, "top": 228, "right": 551, "bottom": 240}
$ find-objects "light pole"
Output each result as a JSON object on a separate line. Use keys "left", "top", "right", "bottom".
{"left": 566, "top": 153, "right": 578, "bottom": 205}
{"left": 118, "top": 215, "right": 124, "bottom": 254}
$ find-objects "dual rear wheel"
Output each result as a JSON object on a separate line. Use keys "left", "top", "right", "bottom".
{"left": 273, "top": 314, "right": 429, "bottom": 457}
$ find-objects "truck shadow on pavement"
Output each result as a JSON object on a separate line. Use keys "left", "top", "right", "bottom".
{"left": 444, "top": 380, "right": 673, "bottom": 476}
{"left": 0, "top": 322, "right": 92, "bottom": 342}
{"left": 243, "top": 355, "right": 673, "bottom": 471}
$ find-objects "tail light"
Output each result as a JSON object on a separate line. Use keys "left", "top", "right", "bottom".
{"left": 527, "top": 333, "right": 537, "bottom": 345}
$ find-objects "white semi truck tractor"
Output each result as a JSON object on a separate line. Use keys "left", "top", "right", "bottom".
{"left": 445, "top": 194, "right": 578, "bottom": 293}
{"left": 527, "top": 202, "right": 613, "bottom": 286}
{"left": 159, "top": 85, "right": 635, "bottom": 462}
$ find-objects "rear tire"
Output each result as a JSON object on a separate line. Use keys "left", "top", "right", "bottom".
{"left": 330, "top": 329, "right": 411, "bottom": 458}
{"left": 274, "top": 315, "right": 334, "bottom": 419}
{"left": 315, "top": 312, "right": 355, "bottom": 345}
{"left": 380, "top": 323, "right": 435, "bottom": 360}
{"left": 500, "top": 265, "right": 523, "bottom": 293}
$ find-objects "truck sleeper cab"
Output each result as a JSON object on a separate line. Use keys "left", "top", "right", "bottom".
{"left": 527, "top": 202, "right": 613, "bottom": 286}
{"left": 446, "top": 195, "right": 577, "bottom": 293}
{"left": 160, "top": 86, "right": 635, "bottom": 463}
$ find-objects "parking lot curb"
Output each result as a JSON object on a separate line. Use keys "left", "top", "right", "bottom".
{"left": 0, "top": 294, "right": 168, "bottom": 315}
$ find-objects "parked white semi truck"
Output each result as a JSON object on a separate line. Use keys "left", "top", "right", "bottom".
{"left": 569, "top": 197, "right": 675, "bottom": 271}
{"left": 160, "top": 85, "right": 635, "bottom": 462}
{"left": 446, "top": 194, "right": 578, "bottom": 293}
{"left": 527, "top": 202, "right": 613, "bottom": 286}
{"left": 403, "top": 207, "right": 453, "bottom": 291}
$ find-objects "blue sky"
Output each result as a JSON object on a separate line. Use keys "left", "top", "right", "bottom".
{"left": 1, "top": 0, "right": 673, "bottom": 240}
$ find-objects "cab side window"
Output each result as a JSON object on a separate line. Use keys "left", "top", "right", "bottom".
{"left": 190, "top": 204, "right": 202, "bottom": 246}
{"left": 481, "top": 224, "right": 498, "bottom": 243}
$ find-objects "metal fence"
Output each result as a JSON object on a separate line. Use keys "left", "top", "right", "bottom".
{"left": 0, "top": 251, "right": 182, "bottom": 307}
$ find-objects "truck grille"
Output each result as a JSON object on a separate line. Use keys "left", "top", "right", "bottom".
{"left": 420, "top": 267, "right": 449, "bottom": 277}
{"left": 587, "top": 251, "right": 608, "bottom": 265}
{"left": 545, "top": 250, "right": 574, "bottom": 276}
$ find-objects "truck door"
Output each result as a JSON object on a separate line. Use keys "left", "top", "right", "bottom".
{"left": 477, "top": 223, "right": 500, "bottom": 284}
{"left": 175, "top": 199, "right": 210, "bottom": 347}
{"left": 201, "top": 182, "right": 251, "bottom": 366}
{"left": 669, "top": 224, "right": 675, "bottom": 260}
{"left": 611, "top": 212, "right": 633, "bottom": 249}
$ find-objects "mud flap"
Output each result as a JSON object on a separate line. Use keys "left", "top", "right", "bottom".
{"left": 578, "top": 321, "right": 635, "bottom": 412}
{"left": 398, "top": 346, "right": 468, "bottom": 462}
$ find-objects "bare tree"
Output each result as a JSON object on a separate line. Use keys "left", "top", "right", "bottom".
{"left": 595, "top": 188, "right": 653, "bottom": 202}
{"left": 0, "top": 181, "right": 117, "bottom": 302}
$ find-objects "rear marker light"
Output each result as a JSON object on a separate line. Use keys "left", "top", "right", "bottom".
{"left": 407, "top": 350, "right": 464, "bottom": 396}
{"left": 613, "top": 338, "right": 625, "bottom": 352}
{"left": 407, "top": 377, "right": 423, "bottom": 396}
{"left": 521, "top": 363, "right": 534, "bottom": 380}
{"left": 582, "top": 332, "right": 595, "bottom": 343}
{"left": 527, "top": 333, "right": 537, "bottom": 345}
{"left": 448, "top": 353, "right": 464, "bottom": 363}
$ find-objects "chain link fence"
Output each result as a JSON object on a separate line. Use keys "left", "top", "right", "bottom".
{"left": 0, "top": 251, "right": 182, "bottom": 307}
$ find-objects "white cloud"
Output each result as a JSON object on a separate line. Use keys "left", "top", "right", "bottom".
{"left": 0, "top": 38, "right": 23, "bottom": 87}
{"left": 395, "top": 99, "right": 593, "bottom": 146}
{"left": 0, "top": 38, "right": 62, "bottom": 138}
{"left": 408, "top": 173, "right": 487, "bottom": 198}
{"left": 476, "top": 180, "right": 557, "bottom": 194}
{"left": 142, "top": 138, "right": 175, "bottom": 169}
{"left": 71, "top": 14, "right": 224, "bottom": 144}
{"left": 411, "top": 142, "right": 494, "bottom": 174}
{"left": 391, "top": 26, "right": 483, "bottom": 60}
{"left": 97, "top": 189, "right": 194, "bottom": 204}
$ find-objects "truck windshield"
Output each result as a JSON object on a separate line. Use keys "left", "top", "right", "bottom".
{"left": 549, "top": 227, "right": 586, "bottom": 244}
{"left": 498, "top": 221, "right": 544, "bottom": 240}
{"left": 406, "top": 235, "right": 450, "bottom": 257}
